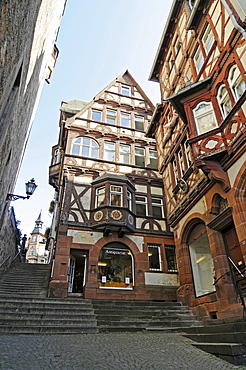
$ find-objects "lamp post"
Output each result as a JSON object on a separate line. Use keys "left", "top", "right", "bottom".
{"left": 6, "top": 178, "right": 38, "bottom": 201}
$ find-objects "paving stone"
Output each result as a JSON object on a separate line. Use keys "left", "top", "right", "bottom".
{"left": 0, "top": 332, "right": 244, "bottom": 369}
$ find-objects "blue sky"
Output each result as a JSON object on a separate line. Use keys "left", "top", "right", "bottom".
{"left": 13, "top": 0, "right": 173, "bottom": 236}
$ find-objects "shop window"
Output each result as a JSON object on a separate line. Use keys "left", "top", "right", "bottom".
{"left": 228, "top": 65, "right": 245, "bottom": 102}
{"left": 135, "top": 147, "right": 145, "bottom": 166}
{"left": 135, "top": 115, "right": 144, "bottom": 131}
{"left": 149, "top": 150, "right": 158, "bottom": 169}
{"left": 148, "top": 245, "right": 161, "bottom": 271}
{"left": 151, "top": 197, "right": 163, "bottom": 218}
{"left": 98, "top": 243, "right": 133, "bottom": 289}
{"left": 121, "top": 85, "right": 130, "bottom": 96}
{"left": 106, "top": 109, "right": 116, "bottom": 125}
{"left": 119, "top": 144, "right": 130, "bottom": 164}
{"left": 121, "top": 113, "right": 130, "bottom": 128}
{"left": 193, "top": 101, "right": 218, "bottom": 134}
{"left": 136, "top": 195, "right": 147, "bottom": 217}
{"left": 217, "top": 84, "right": 232, "bottom": 118}
{"left": 71, "top": 137, "right": 99, "bottom": 158}
{"left": 92, "top": 109, "right": 102, "bottom": 122}
{"left": 188, "top": 223, "right": 216, "bottom": 297}
{"left": 110, "top": 185, "right": 122, "bottom": 207}
{"left": 95, "top": 186, "right": 106, "bottom": 207}
{"left": 165, "top": 245, "right": 177, "bottom": 272}
{"left": 104, "top": 142, "right": 115, "bottom": 161}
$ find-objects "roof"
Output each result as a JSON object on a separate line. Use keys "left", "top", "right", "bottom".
{"left": 60, "top": 100, "right": 88, "bottom": 115}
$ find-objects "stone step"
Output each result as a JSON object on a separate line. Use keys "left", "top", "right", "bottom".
{"left": 92, "top": 300, "right": 182, "bottom": 307}
{"left": 184, "top": 332, "right": 246, "bottom": 344}
{"left": 182, "top": 322, "right": 244, "bottom": 334}
{"left": 95, "top": 314, "right": 197, "bottom": 321}
{"left": 97, "top": 320, "right": 200, "bottom": 328}
{"left": 191, "top": 342, "right": 246, "bottom": 366}
{"left": 0, "top": 311, "right": 96, "bottom": 319}
{"left": 0, "top": 318, "right": 98, "bottom": 326}
{"left": 0, "top": 325, "right": 99, "bottom": 334}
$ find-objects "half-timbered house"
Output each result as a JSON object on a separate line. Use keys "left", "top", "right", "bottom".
{"left": 148, "top": 0, "right": 246, "bottom": 320}
{"left": 48, "top": 71, "right": 177, "bottom": 300}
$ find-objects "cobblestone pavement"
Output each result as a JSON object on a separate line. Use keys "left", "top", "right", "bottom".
{"left": 0, "top": 332, "right": 245, "bottom": 370}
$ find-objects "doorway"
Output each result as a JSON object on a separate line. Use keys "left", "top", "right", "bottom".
{"left": 68, "top": 250, "right": 88, "bottom": 295}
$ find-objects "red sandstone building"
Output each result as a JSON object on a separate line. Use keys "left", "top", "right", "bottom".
{"left": 148, "top": 0, "right": 246, "bottom": 320}
{"left": 48, "top": 71, "right": 178, "bottom": 300}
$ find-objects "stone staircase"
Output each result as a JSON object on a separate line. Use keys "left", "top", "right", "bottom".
{"left": 92, "top": 300, "right": 202, "bottom": 332}
{"left": 0, "top": 263, "right": 51, "bottom": 297}
{"left": 181, "top": 318, "right": 246, "bottom": 365}
{"left": 0, "top": 263, "right": 98, "bottom": 334}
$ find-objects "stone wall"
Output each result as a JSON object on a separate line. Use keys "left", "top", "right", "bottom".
{"left": 0, "top": 0, "right": 66, "bottom": 266}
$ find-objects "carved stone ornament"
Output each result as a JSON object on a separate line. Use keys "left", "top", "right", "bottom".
{"left": 94, "top": 210, "right": 103, "bottom": 221}
{"left": 177, "top": 178, "right": 189, "bottom": 193}
{"left": 128, "top": 214, "right": 134, "bottom": 225}
{"left": 111, "top": 210, "right": 122, "bottom": 220}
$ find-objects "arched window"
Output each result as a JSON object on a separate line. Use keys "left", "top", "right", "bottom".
{"left": 217, "top": 84, "right": 232, "bottom": 118}
{"left": 98, "top": 242, "right": 133, "bottom": 289}
{"left": 193, "top": 101, "right": 217, "bottom": 134}
{"left": 228, "top": 65, "right": 245, "bottom": 102}
{"left": 71, "top": 137, "right": 99, "bottom": 158}
{"left": 188, "top": 223, "right": 215, "bottom": 297}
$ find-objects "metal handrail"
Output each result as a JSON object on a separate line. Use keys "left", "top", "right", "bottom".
{"left": 0, "top": 251, "right": 20, "bottom": 273}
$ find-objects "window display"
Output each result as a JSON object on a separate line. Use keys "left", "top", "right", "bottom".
{"left": 98, "top": 243, "right": 133, "bottom": 289}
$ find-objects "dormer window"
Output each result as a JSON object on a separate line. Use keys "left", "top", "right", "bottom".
{"left": 121, "top": 85, "right": 130, "bottom": 96}
{"left": 193, "top": 101, "right": 217, "bottom": 134}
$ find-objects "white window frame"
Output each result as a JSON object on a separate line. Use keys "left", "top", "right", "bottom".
{"left": 110, "top": 185, "right": 122, "bottom": 207}
{"left": 71, "top": 137, "right": 99, "bottom": 158}
{"left": 149, "top": 150, "right": 158, "bottom": 169}
{"left": 119, "top": 144, "right": 130, "bottom": 164}
{"left": 217, "top": 84, "right": 232, "bottom": 118}
{"left": 135, "top": 147, "right": 145, "bottom": 167}
{"left": 127, "top": 190, "right": 132, "bottom": 211}
{"left": 228, "top": 65, "right": 245, "bottom": 102}
{"left": 134, "top": 115, "right": 144, "bottom": 131}
{"left": 106, "top": 109, "right": 117, "bottom": 125}
{"left": 202, "top": 25, "right": 214, "bottom": 54}
{"left": 95, "top": 186, "right": 106, "bottom": 208}
{"left": 193, "top": 101, "right": 218, "bottom": 134}
{"left": 135, "top": 195, "right": 148, "bottom": 217}
{"left": 121, "top": 85, "right": 130, "bottom": 96}
{"left": 92, "top": 109, "right": 102, "bottom": 122}
{"left": 194, "top": 46, "right": 204, "bottom": 72}
{"left": 104, "top": 142, "right": 115, "bottom": 162}
{"left": 151, "top": 197, "right": 163, "bottom": 218}
{"left": 121, "top": 113, "right": 131, "bottom": 128}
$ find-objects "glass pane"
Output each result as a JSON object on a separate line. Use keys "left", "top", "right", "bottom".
{"left": 121, "top": 114, "right": 130, "bottom": 127}
{"left": 72, "top": 145, "right": 80, "bottom": 156}
{"left": 165, "top": 246, "right": 177, "bottom": 271}
{"left": 136, "top": 204, "right": 146, "bottom": 217}
{"left": 111, "top": 194, "right": 121, "bottom": 206}
{"left": 135, "top": 116, "right": 144, "bottom": 131}
{"left": 91, "top": 148, "right": 99, "bottom": 158}
{"left": 189, "top": 232, "right": 215, "bottom": 297}
{"left": 148, "top": 245, "right": 160, "bottom": 270}
{"left": 83, "top": 138, "right": 90, "bottom": 146}
{"left": 92, "top": 110, "right": 102, "bottom": 121}
{"left": 122, "top": 86, "right": 130, "bottom": 96}
{"left": 152, "top": 206, "right": 162, "bottom": 218}
{"left": 105, "top": 142, "right": 115, "bottom": 150}
{"left": 135, "top": 155, "right": 145, "bottom": 166}
{"left": 98, "top": 244, "right": 133, "bottom": 289}
{"left": 111, "top": 186, "right": 121, "bottom": 193}
{"left": 150, "top": 158, "right": 158, "bottom": 169}
{"left": 82, "top": 146, "right": 89, "bottom": 157}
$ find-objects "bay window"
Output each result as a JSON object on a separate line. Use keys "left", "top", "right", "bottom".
{"left": 193, "top": 101, "right": 217, "bottom": 134}
{"left": 110, "top": 185, "right": 122, "bottom": 207}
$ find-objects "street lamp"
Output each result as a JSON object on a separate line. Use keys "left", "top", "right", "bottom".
{"left": 6, "top": 178, "right": 38, "bottom": 201}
